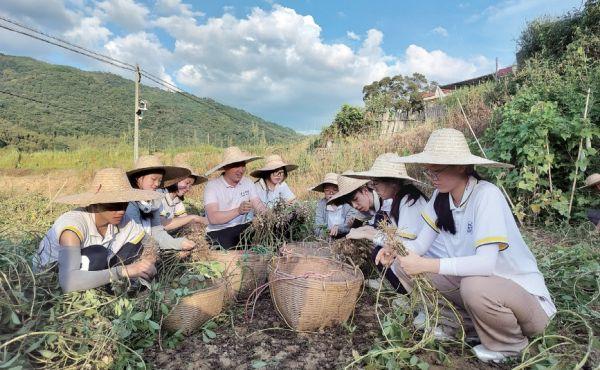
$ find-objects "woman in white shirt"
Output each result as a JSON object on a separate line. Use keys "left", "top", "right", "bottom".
{"left": 250, "top": 154, "right": 297, "bottom": 207}
{"left": 348, "top": 129, "right": 556, "bottom": 363}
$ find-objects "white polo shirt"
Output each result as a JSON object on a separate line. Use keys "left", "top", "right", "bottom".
{"left": 254, "top": 179, "right": 296, "bottom": 207}
{"left": 204, "top": 176, "right": 259, "bottom": 232}
{"left": 420, "top": 177, "right": 555, "bottom": 315}
{"left": 36, "top": 208, "right": 146, "bottom": 268}
{"left": 326, "top": 204, "right": 345, "bottom": 229}
{"left": 159, "top": 189, "right": 187, "bottom": 220}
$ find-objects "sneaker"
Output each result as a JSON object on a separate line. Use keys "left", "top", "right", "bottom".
{"left": 412, "top": 310, "right": 426, "bottom": 329}
{"left": 472, "top": 344, "right": 509, "bottom": 363}
{"left": 366, "top": 278, "right": 382, "bottom": 290}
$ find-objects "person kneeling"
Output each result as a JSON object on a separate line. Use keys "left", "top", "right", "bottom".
{"left": 35, "top": 168, "right": 161, "bottom": 293}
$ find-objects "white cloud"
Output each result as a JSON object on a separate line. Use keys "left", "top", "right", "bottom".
{"left": 0, "top": 0, "right": 79, "bottom": 31}
{"left": 346, "top": 31, "right": 360, "bottom": 40}
{"left": 154, "top": 0, "right": 204, "bottom": 17}
{"left": 432, "top": 26, "right": 448, "bottom": 37}
{"left": 95, "top": 0, "right": 150, "bottom": 31}
{"left": 64, "top": 16, "right": 112, "bottom": 47}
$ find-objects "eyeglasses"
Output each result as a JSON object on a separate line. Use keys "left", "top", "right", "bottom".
{"left": 422, "top": 166, "right": 450, "bottom": 181}
{"left": 272, "top": 170, "right": 285, "bottom": 177}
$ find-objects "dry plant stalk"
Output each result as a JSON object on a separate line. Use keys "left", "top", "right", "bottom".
{"left": 185, "top": 226, "right": 211, "bottom": 261}
{"left": 347, "top": 223, "right": 466, "bottom": 367}
{"left": 330, "top": 238, "right": 372, "bottom": 267}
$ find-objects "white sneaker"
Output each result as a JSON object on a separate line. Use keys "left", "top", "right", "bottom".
{"left": 366, "top": 279, "right": 382, "bottom": 290}
{"left": 472, "top": 344, "right": 508, "bottom": 363}
{"left": 412, "top": 310, "right": 426, "bottom": 329}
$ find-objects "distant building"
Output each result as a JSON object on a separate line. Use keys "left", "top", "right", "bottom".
{"left": 440, "top": 65, "right": 515, "bottom": 90}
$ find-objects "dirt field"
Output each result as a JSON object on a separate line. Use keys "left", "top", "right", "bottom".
{"left": 146, "top": 289, "right": 506, "bottom": 369}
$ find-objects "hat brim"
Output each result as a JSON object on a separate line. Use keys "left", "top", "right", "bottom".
{"left": 310, "top": 181, "right": 338, "bottom": 193}
{"left": 127, "top": 166, "right": 192, "bottom": 187}
{"left": 578, "top": 178, "right": 600, "bottom": 189}
{"left": 327, "top": 177, "right": 369, "bottom": 204}
{"left": 344, "top": 170, "right": 425, "bottom": 186}
{"left": 190, "top": 173, "right": 208, "bottom": 186}
{"left": 55, "top": 189, "right": 162, "bottom": 205}
{"left": 205, "top": 156, "right": 262, "bottom": 176}
{"left": 250, "top": 164, "right": 298, "bottom": 178}
{"left": 392, "top": 152, "right": 513, "bottom": 168}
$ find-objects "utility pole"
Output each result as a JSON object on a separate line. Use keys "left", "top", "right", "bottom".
{"left": 134, "top": 64, "right": 141, "bottom": 162}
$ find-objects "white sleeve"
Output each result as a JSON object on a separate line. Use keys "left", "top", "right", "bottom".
{"left": 54, "top": 212, "right": 88, "bottom": 243}
{"left": 280, "top": 182, "right": 296, "bottom": 201}
{"left": 203, "top": 180, "right": 218, "bottom": 206}
{"left": 473, "top": 185, "right": 510, "bottom": 251}
{"left": 438, "top": 243, "right": 498, "bottom": 276}
{"left": 396, "top": 195, "right": 426, "bottom": 240}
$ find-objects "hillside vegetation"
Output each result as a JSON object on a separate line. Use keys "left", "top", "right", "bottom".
{"left": 0, "top": 54, "right": 299, "bottom": 151}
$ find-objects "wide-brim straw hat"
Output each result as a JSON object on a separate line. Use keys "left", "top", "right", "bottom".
{"left": 327, "top": 173, "right": 370, "bottom": 204}
{"left": 345, "top": 152, "right": 424, "bottom": 185}
{"left": 580, "top": 173, "right": 600, "bottom": 189}
{"left": 205, "top": 146, "right": 262, "bottom": 176}
{"left": 250, "top": 154, "right": 298, "bottom": 177}
{"left": 393, "top": 128, "right": 513, "bottom": 168}
{"left": 174, "top": 161, "right": 208, "bottom": 186}
{"left": 310, "top": 172, "right": 339, "bottom": 192}
{"left": 56, "top": 168, "right": 162, "bottom": 205}
{"left": 127, "top": 155, "right": 191, "bottom": 187}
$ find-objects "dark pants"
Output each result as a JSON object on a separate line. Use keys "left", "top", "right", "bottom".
{"left": 587, "top": 208, "right": 600, "bottom": 225}
{"left": 371, "top": 245, "right": 407, "bottom": 294}
{"left": 207, "top": 223, "right": 251, "bottom": 249}
{"left": 82, "top": 242, "right": 143, "bottom": 271}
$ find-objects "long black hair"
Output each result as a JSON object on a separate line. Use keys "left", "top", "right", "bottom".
{"left": 434, "top": 166, "right": 483, "bottom": 234}
{"left": 254, "top": 167, "right": 288, "bottom": 192}
{"left": 379, "top": 178, "right": 429, "bottom": 225}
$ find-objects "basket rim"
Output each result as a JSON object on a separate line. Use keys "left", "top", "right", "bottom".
{"left": 269, "top": 255, "right": 363, "bottom": 286}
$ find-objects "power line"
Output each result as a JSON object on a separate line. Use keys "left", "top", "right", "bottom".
{"left": 0, "top": 23, "right": 135, "bottom": 72}
{"left": 0, "top": 15, "right": 136, "bottom": 71}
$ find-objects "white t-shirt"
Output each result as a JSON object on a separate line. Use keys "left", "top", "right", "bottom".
{"left": 36, "top": 208, "right": 145, "bottom": 269}
{"left": 326, "top": 204, "right": 345, "bottom": 229}
{"left": 254, "top": 179, "right": 296, "bottom": 208}
{"left": 204, "top": 176, "right": 259, "bottom": 232}
{"left": 159, "top": 189, "right": 186, "bottom": 220}
{"left": 417, "top": 177, "right": 556, "bottom": 316}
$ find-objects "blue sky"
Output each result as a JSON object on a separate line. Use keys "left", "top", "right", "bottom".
{"left": 0, "top": 0, "right": 583, "bottom": 133}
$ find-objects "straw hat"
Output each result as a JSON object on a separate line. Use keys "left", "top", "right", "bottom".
{"left": 126, "top": 155, "right": 191, "bottom": 188}
{"left": 205, "top": 146, "right": 262, "bottom": 176}
{"left": 250, "top": 154, "right": 298, "bottom": 177}
{"left": 327, "top": 173, "right": 370, "bottom": 204}
{"left": 56, "top": 168, "right": 162, "bottom": 205}
{"left": 393, "top": 128, "right": 513, "bottom": 168}
{"left": 345, "top": 153, "right": 423, "bottom": 184}
{"left": 173, "top": 161, "right": 208, "bottom": 186}
{"left": 310, "top": 172, "right": 339, "bottom": 192}
{"left": 580, "top": 173, "right": 600, "bottom": 189}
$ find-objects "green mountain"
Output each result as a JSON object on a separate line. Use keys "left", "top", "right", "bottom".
{"left": 0, "top": 54, "right": 299, "bottom": 151}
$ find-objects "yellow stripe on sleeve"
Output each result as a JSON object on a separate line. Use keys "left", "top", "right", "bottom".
{"left": 475, "top": 236, "right": 509, "bottom": 251}
{"left": 131, "top": 231, "right": 145, "bottom": 245}
{"left": 421, "top": 212, "right": 440, "bottom": 233}
{"left": 397, "top": 231, "right": 417, "bottom": 240}
{"left": 174, "top": 209, "right": 186, "bottom": 216}
{"left": 61, "top": 226, "right": 84, "bottom": 242}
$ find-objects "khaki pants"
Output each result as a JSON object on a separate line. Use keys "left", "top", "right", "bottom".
{"left": 394, "top": 267, "right": 549, "bottom": 354}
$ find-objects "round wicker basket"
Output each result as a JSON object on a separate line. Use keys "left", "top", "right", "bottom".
{"left": 162, "top": 278, "right": 226, "bottom": 335}
{"left": 279, "top": 241, "right": 335, "bottom": 259}
{"left": 208, "top": 250, "right": 272, "bottom": 301}
{"left": 268, "top": 255, "right": 364, "bottom": 331}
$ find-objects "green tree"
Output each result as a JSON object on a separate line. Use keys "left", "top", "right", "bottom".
{"left": 362, "top": 73, "right": 432, "bottom": 114}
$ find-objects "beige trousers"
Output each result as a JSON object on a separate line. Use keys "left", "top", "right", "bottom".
{"left": 394, "top": 267, "right": 549, "bottom": 354}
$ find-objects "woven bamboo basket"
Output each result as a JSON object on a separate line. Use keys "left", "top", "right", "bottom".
{"left": 268, "top": 255, "right": 364, "bottom": 331}
{"left": 208, "top": 250, "right": 272, "bottom": 301}
{"left": 279, "top": 241, "right": 335, "bottom": 259}
{"left": 163, "top": 278, "right": 226, "bottom": 335}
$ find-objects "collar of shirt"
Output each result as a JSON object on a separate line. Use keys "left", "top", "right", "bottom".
{"left": 219, "top": 175, "right": 240, "bottom": 189}
{"left": 161, "top": 189, "right": 181, "bottom": 207}
{"left": 326, "top": 204, "right": 338, "bottom": 212}
{"left": 449, "top": 176, "right": 478, "bottom": 211}
{"left": 86, "top": 211, "right": 119, "bottom": 243}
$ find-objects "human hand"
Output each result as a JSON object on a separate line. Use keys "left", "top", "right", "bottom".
{"left": 238, "top": 201, "right": 252, "bottom": 215}
{"left": 123, "top": 258, "right": 157, "bottom": 280}
{"left": 346, "top": 225, "right": 377, "bottom": 240}
{"left": 374, "top": 247, "right": 397, "bottom": 267}
{"left": 329, "top": 225, "right": 339, "bottom": 237}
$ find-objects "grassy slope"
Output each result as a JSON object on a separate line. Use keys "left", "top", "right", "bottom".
{"left": 0, "top": 54, "right": 299, "bottom": 150}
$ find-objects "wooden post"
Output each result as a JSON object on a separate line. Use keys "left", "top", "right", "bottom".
{"left": 567, "top": 88, "right": 591, "bottom": 219}
{"left": 133, "top": 65, "right": 141, "bottom": 162}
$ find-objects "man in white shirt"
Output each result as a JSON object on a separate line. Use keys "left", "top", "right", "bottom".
{"left": 204, "top": 147, "right": 266, "bottom": 248}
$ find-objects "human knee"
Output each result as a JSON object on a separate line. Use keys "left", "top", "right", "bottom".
{"left": 460, "top": 277, "right": 488, "bottom": 309}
